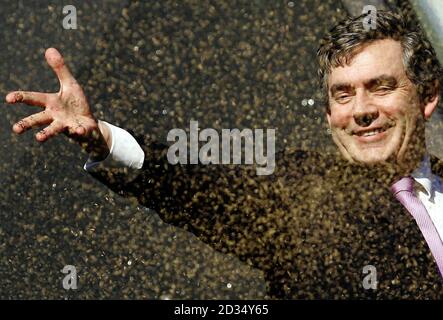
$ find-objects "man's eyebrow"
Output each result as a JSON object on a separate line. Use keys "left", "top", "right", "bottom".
{"left": 330, "top": 83, "right": 353, "bottom": 96}
{"left": 366, "top": 75, "right": 398, "bottom": 88}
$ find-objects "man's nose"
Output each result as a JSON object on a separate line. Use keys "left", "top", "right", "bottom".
{"left": 352, "top": 92, "right": 379, "bottom": 127}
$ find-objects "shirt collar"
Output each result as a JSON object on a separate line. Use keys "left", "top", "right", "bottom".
{"left": 411, "top": 153, "right": 434, "bottom": 198}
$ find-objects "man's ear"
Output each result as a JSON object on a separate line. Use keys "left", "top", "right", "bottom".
{"left": 423, "top": 80, "right": 440, "bottom": 120}
{"left": 326, "top": 112, "right": 331, "bottom": 127}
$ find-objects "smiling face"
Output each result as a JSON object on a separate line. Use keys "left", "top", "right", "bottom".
{"left": 326, "top": 39, "right": 439, "bottom": 170}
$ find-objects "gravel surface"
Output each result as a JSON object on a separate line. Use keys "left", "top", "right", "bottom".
{"left": 1, "top": 0, "right": 441, "bottom": 299}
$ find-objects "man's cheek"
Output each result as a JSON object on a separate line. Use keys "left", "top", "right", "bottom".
{"left": 329, "top": 112, "right": 351, "bottom": 130}
{"left": 380, "top": 97, "right": 410, "bottom": 117}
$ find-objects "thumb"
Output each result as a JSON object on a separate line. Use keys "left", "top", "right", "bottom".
{"left": 45, "top": 48, "right": 75, "bottom": 85}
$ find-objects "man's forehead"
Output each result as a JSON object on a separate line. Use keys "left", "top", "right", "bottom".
{"left": 327, "top": 39, "right": 405, "bottom": 88}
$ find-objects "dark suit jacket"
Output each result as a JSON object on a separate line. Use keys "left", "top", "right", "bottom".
{"left": 88, "top": 134, "right": 443, "bottom": 299}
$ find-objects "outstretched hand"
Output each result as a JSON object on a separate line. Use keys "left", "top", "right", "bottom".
{"left": 5, "top": 48, "right": 110, "bottom": 158}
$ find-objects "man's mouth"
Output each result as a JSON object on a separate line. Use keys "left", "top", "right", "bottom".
{"left": 355, "top": 127, "right": 387, "bottom": 137}
{"left": 352, "top": 125, "right": 394, "bottom": 142}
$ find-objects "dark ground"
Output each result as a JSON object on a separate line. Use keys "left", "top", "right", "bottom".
{"left": 0, "top": 0, "right": 441, "bottom": 299}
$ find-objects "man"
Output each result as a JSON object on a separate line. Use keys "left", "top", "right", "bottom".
{"left": 5, "top": 11, "right": 443, "bottom": 298}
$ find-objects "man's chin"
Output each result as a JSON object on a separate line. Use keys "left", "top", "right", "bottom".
{"left": 349, "top": 150, "right": 392, "bottom": 166}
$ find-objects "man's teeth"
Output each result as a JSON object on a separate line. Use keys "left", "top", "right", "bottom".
{"left": 359, "top": 128, "right": 385, "bottom": 137}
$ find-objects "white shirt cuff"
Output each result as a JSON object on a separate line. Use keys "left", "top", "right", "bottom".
{"left": 83, "top": 120, "right": 145, "bottom": 172}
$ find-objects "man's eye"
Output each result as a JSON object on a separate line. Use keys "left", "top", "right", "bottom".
{"left": 374, "top": 86, "right": 394, "bottom": 94}
{"left": 335, "top": 94, "right": 351, "bottom": 103}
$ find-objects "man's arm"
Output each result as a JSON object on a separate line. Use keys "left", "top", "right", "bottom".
{"left": 85, "top": 125, "right": 259, "bottom": 247}
{"left": 5, "top": 48, "right": 275, "bottom": 275}
{"left": 86, "top": 128, "right": 283, "bottom": 279}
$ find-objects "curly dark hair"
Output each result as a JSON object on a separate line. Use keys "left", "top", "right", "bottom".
{"left": 317, "top": 10, "right": 442, "bottom": 111}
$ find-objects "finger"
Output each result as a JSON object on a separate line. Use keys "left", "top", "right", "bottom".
{"left": 66, "top": 120, "right": 86, "bottom": 136}
{"left": 78, "top": 126, "right": 85, "bottom": 135}
{"left": 74, "top": 124, "right": 86, "bottom": 136}
{"left": 5, "top": 91, "right": 48, "bottom": 107}
{"left": 36, "top": 120, "right": 66, "bottom": 142}
{"left": 44, "top": 48, "right": 75, "bottom": 85}
{"left": 13, "top": 111, "right": 52, "bottom": 134}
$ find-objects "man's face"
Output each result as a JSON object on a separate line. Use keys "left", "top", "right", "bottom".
{"left": 326, "top": 39, "right": 436, "bottom": 166}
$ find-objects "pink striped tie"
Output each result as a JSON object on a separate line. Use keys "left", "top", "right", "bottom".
{"left": 391, "top": 176, "right": 443, "bottom": 278}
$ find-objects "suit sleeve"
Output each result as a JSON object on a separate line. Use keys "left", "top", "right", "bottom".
{"left": 84, "top": 126, "right": 279, "bottom": 273}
